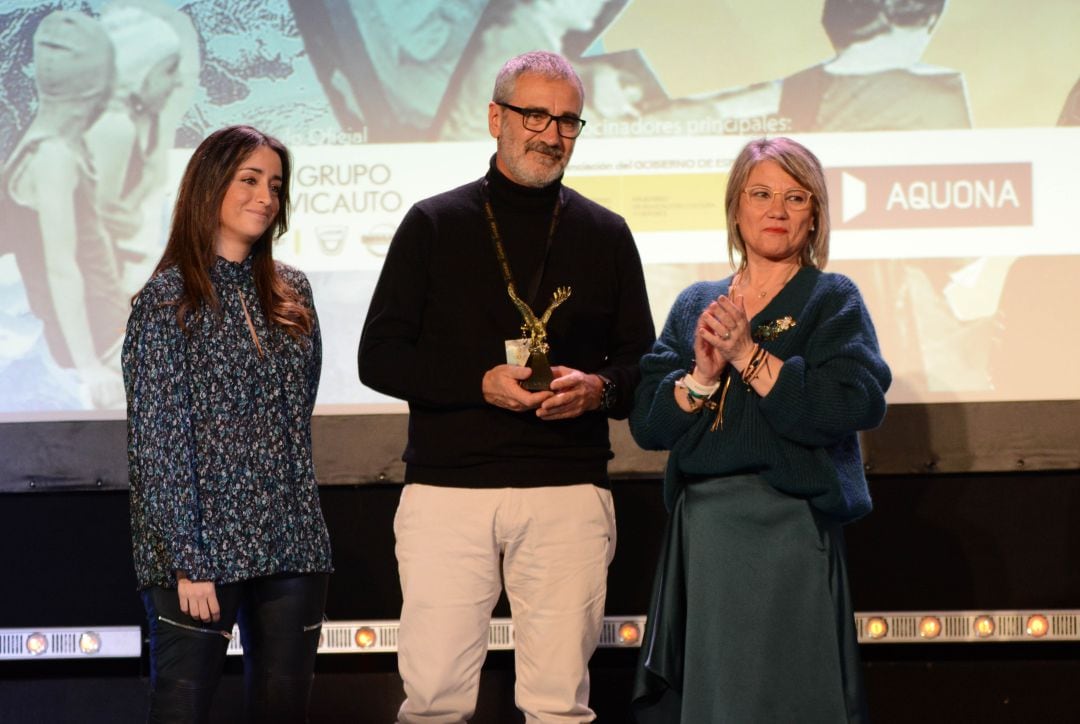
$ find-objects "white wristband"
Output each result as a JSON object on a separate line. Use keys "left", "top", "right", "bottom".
{"left": 680, "top": 373, "right": 720, "bottom": 398}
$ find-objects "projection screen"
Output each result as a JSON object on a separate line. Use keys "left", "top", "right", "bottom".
{"left": 1, "top": 0, "right": 1078, "bottom": 427}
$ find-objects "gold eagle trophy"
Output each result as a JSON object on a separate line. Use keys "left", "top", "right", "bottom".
{"left": 507, "top": 285, "right": 571, "bottom": 391}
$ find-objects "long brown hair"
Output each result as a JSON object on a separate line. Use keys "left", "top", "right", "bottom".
{"left": 147, "top": 124, "right": 312, "bottom": 336}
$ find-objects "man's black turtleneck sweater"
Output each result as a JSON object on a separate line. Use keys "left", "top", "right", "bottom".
{"left": 358, "top": 158, "right": 655, "bottom": 487}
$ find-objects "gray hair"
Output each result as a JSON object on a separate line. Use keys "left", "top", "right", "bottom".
{"left": 725, "top": 137, "right": 830, "bottom": 271}
{"left": 491, "top": 50, "right": 585, "bottom": 105}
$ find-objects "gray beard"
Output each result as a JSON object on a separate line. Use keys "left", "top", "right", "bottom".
{"left": 498, "top": 139, "right": 567, "bottom": 188}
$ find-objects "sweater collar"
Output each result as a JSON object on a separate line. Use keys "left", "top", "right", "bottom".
{"left": 485, "top": 154, "right": 563, "bottom": 211}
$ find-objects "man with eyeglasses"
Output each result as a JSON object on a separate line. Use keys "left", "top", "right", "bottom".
{"left": 358, "top": 50, "right": 654, "bottom": 723}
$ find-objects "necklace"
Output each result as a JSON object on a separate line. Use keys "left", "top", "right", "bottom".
{"left": 732, "top": 266, "right": 799, "bottom": 299}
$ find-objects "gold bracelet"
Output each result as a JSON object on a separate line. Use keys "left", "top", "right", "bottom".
{"left": 740, "top": 344, "right": 766, "bottom": 384}
{"left": 744, "top": 347, "right": 769, "bottom": 384}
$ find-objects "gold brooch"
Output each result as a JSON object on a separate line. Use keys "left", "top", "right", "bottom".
{"left": 753, "top": 316, "right": 797, "bottom": 341}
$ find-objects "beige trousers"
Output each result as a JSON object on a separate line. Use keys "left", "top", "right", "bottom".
{"left": 393, "top": 483, "right": 617, "bottom": 724}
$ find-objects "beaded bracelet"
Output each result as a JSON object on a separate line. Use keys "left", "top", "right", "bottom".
{"left": 675, "top": 373, "right": 719, "bottom": 413}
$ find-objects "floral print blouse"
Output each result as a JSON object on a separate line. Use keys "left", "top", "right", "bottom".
{"left": 123, "top": 255, "right": 332, "bottom": 589}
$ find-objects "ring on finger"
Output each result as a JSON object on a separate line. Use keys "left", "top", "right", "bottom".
{"left": 722, "top": 331, "right": 731, "bottom": 340}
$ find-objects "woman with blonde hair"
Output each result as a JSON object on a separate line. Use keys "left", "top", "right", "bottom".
{"left": 631, "top": 136, "right": 890, "bottom": 723}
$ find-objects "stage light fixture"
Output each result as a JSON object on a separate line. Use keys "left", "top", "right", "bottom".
{"left": 78, "top": 631, "right": 102, "bottom": 655}
{"left": 213, "top": 610, "right": 1080, "bottom": 655}
{"left": 918, "top": 616, "right": 942, "bottom": 639}
{"left": 1, "top": 627, "right": 141, "bottom": 660}
{"left": 866, "top": 617, "right": 888, "bottom": 639}
{"left": 974, "top": 615, "right": 995, "bottom": 638}
{"left": 26, "top": 633, "right": 48, "bottom": 656}
{"left": 354, "top": 626, "right": 377, "bottom": 649}
{"left": 617, "top": 621, "right": 641, "bottom": 646}
{"left": 1026, "top": 614, "right": 1049, "bottom": 638}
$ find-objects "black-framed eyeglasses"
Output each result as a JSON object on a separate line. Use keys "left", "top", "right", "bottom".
{"left": 497, "top": 102, "right": 586, "bottom": 139}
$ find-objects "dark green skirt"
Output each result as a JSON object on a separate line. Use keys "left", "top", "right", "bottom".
{"left": 632, "top": 474, "right": 867, "bottom": 723}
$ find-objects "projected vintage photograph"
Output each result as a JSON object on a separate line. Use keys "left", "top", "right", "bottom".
{"left": 0, "top": 0, "right": 1078, "bottom": 418}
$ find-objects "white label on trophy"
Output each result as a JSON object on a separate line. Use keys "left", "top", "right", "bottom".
{"left": 504, "top": 338, "right": 530, "bottom": 366}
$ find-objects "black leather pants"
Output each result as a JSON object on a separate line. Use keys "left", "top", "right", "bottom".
{"left": 142, "top": 573, "right": 329, "bottom": 724}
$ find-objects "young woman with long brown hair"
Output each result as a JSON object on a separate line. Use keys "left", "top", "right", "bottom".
{"left": 123, "top": 125, "right": 332, "bottom": 723}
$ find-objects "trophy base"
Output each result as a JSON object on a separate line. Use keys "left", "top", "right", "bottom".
{"left": 521, "top": 352, "right": 554, "bottom": 391}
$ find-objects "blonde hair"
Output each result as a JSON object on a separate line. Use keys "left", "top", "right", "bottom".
{"left": 725, "top": 137, "right": 830, "bottom": 271}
